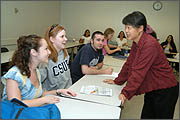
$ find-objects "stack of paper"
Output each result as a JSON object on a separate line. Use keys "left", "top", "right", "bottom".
{"left": 80, "top": 85, "right": 112, "bottom": 97}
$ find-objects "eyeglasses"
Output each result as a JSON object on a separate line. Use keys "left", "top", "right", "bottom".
{"left": 49, "top": 24, "right": 58, "bottom": 36}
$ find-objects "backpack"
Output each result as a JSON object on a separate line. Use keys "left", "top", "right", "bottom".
{"left": 1, "top": 98, "right": 61, "bottom": 119}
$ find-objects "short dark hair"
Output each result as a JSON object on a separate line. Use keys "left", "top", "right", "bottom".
{"left": 122, "top": 11, "right": 147, "bottom": 32}
{"left": 91, "top": 31, "right": 104, "bottom": 40}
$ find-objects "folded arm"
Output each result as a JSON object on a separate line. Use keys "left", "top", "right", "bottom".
{"left": 81, "top": 64, "right": 113, "bottom": 75}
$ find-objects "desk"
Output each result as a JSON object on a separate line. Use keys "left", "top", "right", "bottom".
{"left": 1, "top": 51, "right": 14, "bottom": 64}
{"left": 65, "top": 41, "right": 84, "bottom": 61}
{"left": 69, "top": 75, "right": 125, "bottom": 106}
{"left": 55, "top": 96, "right": 121, "bottom": 119}
{"left": 67, "top": 55, "right": 126, "bottom": 106}
{"left": 167, "top": 57, "right": 179, "bottom": 68}
{"left": 167, "top": 58, "right": 179, "bottom": 75}
{"left": 165, "top": 52, "right": 177, "bottom": 58}
{"left": 104, "top": 55, "right": 126, "bottom": 67}
{"left": 65, "top": 41, "right": 84, "bottom": 49}
{"left": 167, "top": 58, "right": 179, "bottom": 63}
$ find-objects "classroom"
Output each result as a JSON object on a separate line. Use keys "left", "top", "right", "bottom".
{"left": 1, "top": 0, "right": 179, "bottom": 119}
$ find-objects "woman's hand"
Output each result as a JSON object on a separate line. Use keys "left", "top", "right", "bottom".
{"left": 42, "top": 95, "right": 60, "bottom": 104}
{"left": 163, "top": 45, "right": 167, "bottom": 48}
{"left": 116, "top": 46, "right": 121, "bottom": 51}
{"left": 57, "top": 89, "right": 77, "bottom": 97}
{"left": 119, "top": 93, "right": 126, "bottom": 105}
{"left": 103, "top": 79, "right": 115, "bottom": 84}
{"left": 103, "top": 67, "right": 113, "bottom": 74}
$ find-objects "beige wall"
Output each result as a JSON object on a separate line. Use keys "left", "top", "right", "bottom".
{"left": 1, "top": 1, "right": 179, "bottom": 51}
{"left": 1, "top": 1, "right": 61, "bottom": 50}
{"left": 60, "top": 1, "right": 179, "bottom": 51}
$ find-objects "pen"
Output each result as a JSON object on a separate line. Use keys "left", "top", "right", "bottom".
{"left": 90, "top": 90, "right": 96, "bottom": 94}
{"left": 90, "top": 88, "right": 98, "bottom": 94}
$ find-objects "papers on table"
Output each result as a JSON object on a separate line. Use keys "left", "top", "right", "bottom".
{"left": 80, "top": 85, "right": 112, "bottom": 97}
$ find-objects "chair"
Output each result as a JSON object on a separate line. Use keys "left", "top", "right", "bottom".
{"left": 1, "top": 47, "right": 9, "bottom": 76}
{"left": 1, "top": 47, "right": 9, "bottom": 53}
{"left": 0, "top": 82, "right": 4, "bottom": 97}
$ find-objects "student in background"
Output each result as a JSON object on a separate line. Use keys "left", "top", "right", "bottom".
{"left": 103, "top": 11, "right": 179, "bottom": 119}
{"left": 161, "top": 35, "right": 177, "bottom": 54}
{"left": 103, "top": 28, "right": 121, "bottom": 55}
{"left": 71, "top": 31, "right": 113, "bottom": 84}
{"left": 78, "top": 29, "right": 91, "bottom": 51}
{"left": 116, "top": 31, "right": 127, "bottom": 48}
{"left": 1, "top": 35, "right": 76, "bottom": 107}
{"left": 80, "top": 29, "right": 91, "bottom": 44}
{"left": 39, "top": 24, "right": 73, "bottom": 91}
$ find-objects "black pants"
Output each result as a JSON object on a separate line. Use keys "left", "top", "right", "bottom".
{"left": 141, "top": 83, "right": 179, "bottom": 119}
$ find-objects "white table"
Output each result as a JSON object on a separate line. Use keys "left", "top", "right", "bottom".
{"left": 103, "top": 55, "right": 126, "bottom": 67}
{"left": 167, "top": 58, "right": 179, "bottom": 63}
{"left": 69, "top": 75, "right": 125, "bottom": 106}
{"left": 55, "top": 96, "right": 121, "bottom": 119}
{"left": 1, "top": 51, "right": 14, "bottom": 64}
{"left": 65, "top": 41, "right": 84, "bottom": 61}
{"left": 103, "top": 65, "right": 122, "bottom": 73}
{"left": 66, "top": 41, "right": 84, "bottom": 48}
{"left": 67, "top": 55, "right": 126, "bottom": 106}
{"left": 167, "top": 58, "right": 179, "bottom": 75}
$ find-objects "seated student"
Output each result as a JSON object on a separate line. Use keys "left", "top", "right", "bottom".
{"left": 39, "top": 24, "right": 73, "bottom": 91}
{"left": 78, "top": 29, "right": 91, "bottom": 51}
{"left": 161, "top": 35, "right": 177, "bottom": 57}
{"left": 116, "top": 31, "right": 127, "bottom": 48}
{"left": 70, "top": 31, "right": 113, "bottom": 84}
{"left": 80, "top": 29, "right": 91, "bottom": 44}
{"left": 103, "top": 28, "right": 121, "bottom": 55}
{"left": 116, "top": 31, "right": 127, "bottom": 55}
{"left": 1, "top": 35, "right": 76, "bottom": 107}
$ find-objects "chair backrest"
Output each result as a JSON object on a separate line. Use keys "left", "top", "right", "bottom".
{"left": 1, "top": 47, "right": 9, "bottom": 53}
{"left": 0, "top": 82, "right": 4, "bottom": 97}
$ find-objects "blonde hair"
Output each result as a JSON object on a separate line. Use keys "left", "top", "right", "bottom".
{"left": 104, "top": 28, "right": 115, "bottom": 38}
{"left": 45, "top": 24, "right": 67, "bottom": 62}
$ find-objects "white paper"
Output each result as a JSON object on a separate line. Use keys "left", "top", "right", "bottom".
{"left": 80, "top": 85, "right": 112, "bottom": 97}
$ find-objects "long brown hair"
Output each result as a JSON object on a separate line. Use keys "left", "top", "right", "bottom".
{"left": 9, "top": 35, "right": 42, "bottom": 77}
{"left": 45, "top": 24, "right": 67, "bottom": 62}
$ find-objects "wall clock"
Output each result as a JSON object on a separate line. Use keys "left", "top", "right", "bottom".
{"left": 153, "top": 1, "right": 163, "bottom": 11}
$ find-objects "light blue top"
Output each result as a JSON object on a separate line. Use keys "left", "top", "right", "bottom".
{"left": 1, "top": 66, "right": 43, "bottom": 101}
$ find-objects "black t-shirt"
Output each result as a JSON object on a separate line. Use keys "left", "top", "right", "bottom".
{"left": 70, "top": 43, "right": 104, "bottom": 84}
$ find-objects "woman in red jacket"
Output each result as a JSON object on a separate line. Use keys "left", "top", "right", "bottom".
{"left": 103, "top": 11, "right": 179, "bottom": 119}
